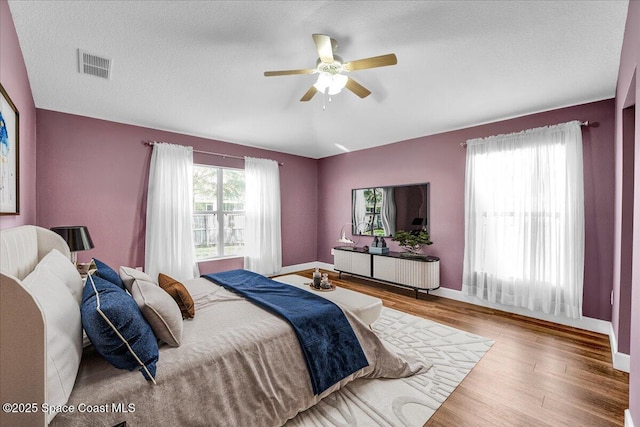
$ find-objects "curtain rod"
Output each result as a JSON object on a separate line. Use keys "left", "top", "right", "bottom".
{"left": 459, "top": 121, "right": 591, "bottom": 147}
{"left": 142, "top": 140, "right": 284, "bottom": 166}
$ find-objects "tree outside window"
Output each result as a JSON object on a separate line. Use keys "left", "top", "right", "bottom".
{"left": 193, "top": 165, "right": 245, "bottom": 259}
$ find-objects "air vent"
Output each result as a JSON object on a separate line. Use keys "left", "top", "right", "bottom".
{"left": 78, "top": 49, "right": 112, "bottom": 79}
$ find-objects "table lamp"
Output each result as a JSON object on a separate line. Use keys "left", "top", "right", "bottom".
{"left": 51, "top": 226, "right": 94, "bottom": 265}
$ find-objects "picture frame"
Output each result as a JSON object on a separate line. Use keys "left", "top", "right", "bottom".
{"left": 0, "top": 83, "right": 19, "bottom": 215}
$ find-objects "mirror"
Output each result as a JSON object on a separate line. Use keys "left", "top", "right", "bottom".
{"left": 351, "top": 183, "right": 430, "bottom": 237}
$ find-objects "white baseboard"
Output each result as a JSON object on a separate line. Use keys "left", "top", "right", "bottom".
{"left": 430, "top": 285, "right": 610, "bottom": 332}
{"left": 431, "top": 286, "right": 631, "bottom": 372}
{"left": 608, "top": 323, "right": 631, "bottom": 373}
{"left": 626, "top": 409, "right": 635, "bottom": 427}
{"left": 315, "top": 262, "right": 630, "bottom": 372}
{"left": 278, "top": 261, "right": 334, "bottom": 275}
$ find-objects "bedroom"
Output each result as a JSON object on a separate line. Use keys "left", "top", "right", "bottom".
{"left": 0, "top": 0, "right": 638, "bottom": 426}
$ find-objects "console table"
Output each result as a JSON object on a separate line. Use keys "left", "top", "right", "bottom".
{"left": 333, "top": 247, "right": 440, "bottom": 298}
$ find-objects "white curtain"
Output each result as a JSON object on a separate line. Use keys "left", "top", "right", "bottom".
{"left": 243, "top": 157, "right": 282, "bottom": 275}
{"left": 380, "top": 187, "right": 396, "bottom": 236}
{"left": 145, "top": 142, "right": 198, "bottom": 281}
{"left": 462, "top": 121, "right": 584, "bottom": 319}
{"left": 352, "top": 190, "right": 367, "bottom": 234}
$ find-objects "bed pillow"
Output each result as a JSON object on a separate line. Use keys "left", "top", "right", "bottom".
{"left": 129, "top": 275, "right": 183, "bottom": 346}
{"left": 119, "top": 266, "right": 156, "bottom": 293}
{"left": 23, "top": 266, "right": 82, "bottom": 423}
{"left": 35, "top": 248, "right": 84, "bottom": 304}
{"left": 93, "top": 258, "right": 125, "bottom": 290}
{"left": 81, "top": 274, "right": 159, "bottom": 382}
{"left": 158, "top": 273, "right": 195, "bottom": 319}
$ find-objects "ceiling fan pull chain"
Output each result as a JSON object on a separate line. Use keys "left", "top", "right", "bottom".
{"left": 322, "top": 88, "right": 327, "bottom": 111}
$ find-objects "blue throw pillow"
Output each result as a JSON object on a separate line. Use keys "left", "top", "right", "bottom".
{"left": 81, "top": 274, "right": 159, "bottom": 382}
{"left": 93, "top": 258, "right": 125, "bottom": 290}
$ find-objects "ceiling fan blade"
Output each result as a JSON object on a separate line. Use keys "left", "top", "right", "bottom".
{"left": 345, "top": 77, "right": 371, "bottom": 98}
{"left": 312, "top": 34, "right": 334, "bottom": 63}
{"left": 300, "top": 86, "right": 318, "bottom": 102}
{"left": 264, "top": 68, "right": 315, "bottom": 77}
{"left": 344, "top": 53, "right": 397, "bottom": 71}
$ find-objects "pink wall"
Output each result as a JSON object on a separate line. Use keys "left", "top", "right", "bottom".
{"left": 318, "top": 99, "right": 616, "bottom": 322}
{"left": 615, "top": 0, "right": 640, "bottom": 421}
{"left": 0, "top": 0, "right": 36, "bottom": 228}
{"left": 35, "top": 110, "right": 318, "bottom": 273}
{"left": 4, "top": 0, "right": 635, "bottom": 419}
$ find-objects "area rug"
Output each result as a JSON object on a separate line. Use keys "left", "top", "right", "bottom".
{"left": 285, "top": 307, "right": 494, "bottom": 427}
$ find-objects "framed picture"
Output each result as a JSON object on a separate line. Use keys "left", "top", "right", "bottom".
{"left": 0, "top": 83, "right": 19, "bottom": 215}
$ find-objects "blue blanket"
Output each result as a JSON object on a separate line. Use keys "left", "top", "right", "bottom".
{"left": 202, "top": 269, "right": 369, "bottom": 395}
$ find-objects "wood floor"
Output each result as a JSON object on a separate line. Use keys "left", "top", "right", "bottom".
{"left": 290, "top": 269, "right": 630, "bottom": 427}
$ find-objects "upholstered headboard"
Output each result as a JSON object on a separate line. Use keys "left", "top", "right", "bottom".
{"left": 0, "top": 225, "right": 70, "bottom": 278}
{"left": 0, "top": 225, "right": 71, "bottom": 427}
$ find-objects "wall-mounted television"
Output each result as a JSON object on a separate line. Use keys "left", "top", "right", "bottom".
{"left": 351, "top": 183, "right": 430, "bottom": 237}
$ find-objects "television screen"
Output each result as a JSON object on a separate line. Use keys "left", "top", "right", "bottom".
{"left": 351, "top": 183, "right": 430, "bottom": 237}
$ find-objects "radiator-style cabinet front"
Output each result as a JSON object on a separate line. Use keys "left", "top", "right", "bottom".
{"left": 333, "top": 247, "right": 440, "bottom": 297}
{"left": 333, "top": 249, "right": 371, "bottom": 277}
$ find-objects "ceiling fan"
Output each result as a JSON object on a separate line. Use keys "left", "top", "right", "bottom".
{"left": 264, "top": 34, "right": 397, "bottom": 102}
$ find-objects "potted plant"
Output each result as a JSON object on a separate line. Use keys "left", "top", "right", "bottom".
{"left": 391, "top": 230, "right": 433, "bottom": 257}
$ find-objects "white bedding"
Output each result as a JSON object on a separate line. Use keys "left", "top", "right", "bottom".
{"left": 51, "top": 277, "right": 429, "bottom": 426}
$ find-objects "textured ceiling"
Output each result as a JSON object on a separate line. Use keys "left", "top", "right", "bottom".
{"left": 8, "top": 1, "right": 629, "bottom": 158}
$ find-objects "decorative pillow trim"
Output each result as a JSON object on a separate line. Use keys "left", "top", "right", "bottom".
{"left": 86, "top": 274, "right": 157, "bottom": 384}
{"left": 119, "top": 266, "right": 156, "bottom": 293}
{"left": 130, "top": 278, "right": 183, "bottom": 347}
{"left": 145, "top": 304, "right": 181, "bottom": 345}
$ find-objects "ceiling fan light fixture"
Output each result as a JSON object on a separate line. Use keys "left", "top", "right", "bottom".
{"left": 265, "top": 34, "right": 396, "bottom": 103}
{"left": 313, "top": 72, "right": 348, "bottom": 95}
{"left": 331, "top": 73, "right": 348, "bottom": 94}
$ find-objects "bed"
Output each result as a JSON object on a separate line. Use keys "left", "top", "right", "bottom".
{"left": 0, "top": 225, "right": 428, "bottom": 426}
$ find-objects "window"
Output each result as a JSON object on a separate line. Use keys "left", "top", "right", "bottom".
{"left": 462, "top": 121, "right": 584, "bottom": 319}
{"left": 193, "top": 165, "right": 245, "bottom": 259}
{"left": 472, "top": 145, "right": 566, "bottom": 283}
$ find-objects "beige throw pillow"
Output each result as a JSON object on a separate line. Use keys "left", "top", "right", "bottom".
{"left": 119, "top": 266, "right": 156, "bottom": 292}
{"left": 129, "top": 277, "right": 183, "bottom": 347}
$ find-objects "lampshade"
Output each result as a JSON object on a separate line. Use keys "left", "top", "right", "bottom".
{"left": 51, "top": 226, "right": 94, "bottom": 252}
{"left": 314, "top": 72, "right": 348, "bottom": 95}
